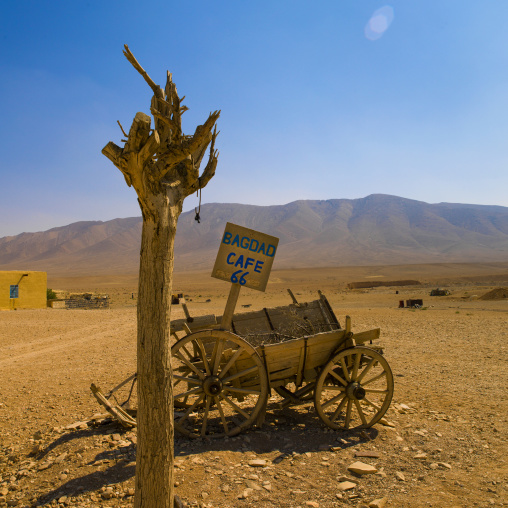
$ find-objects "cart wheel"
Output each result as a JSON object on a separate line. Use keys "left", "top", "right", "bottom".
{"left": 314, "top": 346, "right": 393, "bottom": 430}
{"left": 171, "top": 329, "right": 268, "bottom": 438}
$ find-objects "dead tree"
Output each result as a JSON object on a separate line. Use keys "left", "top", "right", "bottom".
{"left": 102, "top": 45, "right": 220, "bottom": 508}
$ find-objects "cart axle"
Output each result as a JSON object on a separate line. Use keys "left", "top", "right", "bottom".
{"left": 203, "top": 375, "right": 223, "bottom": 396}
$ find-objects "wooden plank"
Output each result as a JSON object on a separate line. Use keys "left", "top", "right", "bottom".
{"left": 231, "top": 311, "right": 272, "bottom": 336}
{"left": 221, "top": 283, "right": 242, "bottom": 330}
{"left": 353, "top": 328, "right": 381, "bottom": 344}
{"left": 170, "top": 314, "right": 217, "bottom": 333}
{"left": 295, "top": 341, "right": 306, "bottom": 386}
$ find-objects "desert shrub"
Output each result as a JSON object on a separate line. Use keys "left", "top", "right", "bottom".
{"left": 47, "top": 288, "right": 57, "bottom": 300}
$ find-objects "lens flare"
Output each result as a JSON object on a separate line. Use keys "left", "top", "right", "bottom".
{"left": 365, "top": 5, "right": 394, "bottom": 41}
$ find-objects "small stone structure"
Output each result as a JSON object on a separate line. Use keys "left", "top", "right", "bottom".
{"left": 49, "top": 293, "right": 109, "bottom": 309}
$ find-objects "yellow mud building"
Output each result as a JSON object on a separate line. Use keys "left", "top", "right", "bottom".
{"left": 0, "top": 271, "right": 47, "bottom": 310}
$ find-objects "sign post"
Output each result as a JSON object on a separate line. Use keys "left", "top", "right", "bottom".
{"left": 212, "top": 222, "right": 279, "bottom": 330}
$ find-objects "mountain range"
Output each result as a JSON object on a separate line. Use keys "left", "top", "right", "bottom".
{"left": 1, "top": 194, "right": 508, "bottom": 276}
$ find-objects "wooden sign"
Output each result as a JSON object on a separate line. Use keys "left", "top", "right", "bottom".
{"left": 212, "top": 223, "right": 279, "bottom": 292}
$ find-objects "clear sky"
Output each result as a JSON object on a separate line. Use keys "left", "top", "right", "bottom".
{"left": 1, "top": 1, "right": 507, "bottom": 237}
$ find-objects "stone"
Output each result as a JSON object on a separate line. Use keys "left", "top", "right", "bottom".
{"left": 355, "top": 451, "right": 381, "bottom": 459}
{"left": 248, "top": 459, "right": 266, "bottom": 467}
{"left": 347, "top": 461, "right": 378, "bottom": 475}
{"left": 306, "top": 502, "right": 319, "bottom": 507}
{"left": 369, "top": 498, "right": 388, "bottom": 508}
{"left": 55, "top": 452, "right": 68, "bottom": 463}
{"left": 379, "top": 418, "right": 395, "bottom": 428}
{"left": 337, "top": 475, "right": 357, "bottom": 483}
{"left": 28, "top": 444, "right": 42, "bottom": 456}
{"left": 245, "top": 480, "right": 261, "bottom": 491}
{"left": 337, "top": 481, "right": 356, "bottom": 491}
{"left": 413, "top": 453, "right": 427, "bottom": 459}
{"left": 37, "top": 461, "right": 53, "bottom": 471}
{"left": 437, "top": 462, "right": 452, "bottom": 469}
{"left": 238, "top": 488, "right": 253, "bottom": 499}
{"left": 395, "top": 471, "right": 405, "bottom": 482}
{"left": 65, "top": 421, "right": 88, "bottom": 430}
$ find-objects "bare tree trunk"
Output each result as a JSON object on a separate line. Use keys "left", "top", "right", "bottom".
{"left": 102, "top": 45, "right": 220, "bottom": 508}
{"left": 135, "top": 199, "right": 179, "bottom": 506}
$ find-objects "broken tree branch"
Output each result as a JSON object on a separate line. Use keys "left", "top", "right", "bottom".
{"left": 123, "top": 44, "right": 163, "bottom": 98}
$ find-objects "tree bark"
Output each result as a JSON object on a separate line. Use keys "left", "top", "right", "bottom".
{"left": 135, "top": 197, "right": 179, "bottom": 506}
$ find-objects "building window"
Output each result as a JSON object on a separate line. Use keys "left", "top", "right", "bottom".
{"left": 10, "top": 285, "right": 19, "bottom": 298}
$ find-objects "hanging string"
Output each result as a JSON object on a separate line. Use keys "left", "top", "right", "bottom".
{"left": 194, "top": 186, "right": 202, "bottom": 223}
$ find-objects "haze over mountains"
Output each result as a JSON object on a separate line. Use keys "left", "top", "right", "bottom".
{"left": 1, "top": 194, "right": 508, "bottom": 276}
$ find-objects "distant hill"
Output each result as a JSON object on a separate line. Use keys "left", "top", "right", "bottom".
{"left": 1, "top": 194, "right": 508, "bottom": 276}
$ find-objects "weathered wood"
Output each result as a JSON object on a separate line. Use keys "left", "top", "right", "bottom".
{"left": 287, "top": 288, "right": 299, "bottom": 304}
{"left": 220, "top": 283, "right": 241, "bottom": 330}
{"left": 353, "top": 328, "right": 381, "bottom": 344}
{"left": 90, "top": 384, "right": 137, "bottom": 428}
{"left": 171, "top": 314, "right": 218, "bottom": 333}
{"left": 102, "top": 45, "right": 220, "bottom": 508}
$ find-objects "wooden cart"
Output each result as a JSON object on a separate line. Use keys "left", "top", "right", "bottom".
{"left": 92, "top": 291, "right": 394, "bottom": 438}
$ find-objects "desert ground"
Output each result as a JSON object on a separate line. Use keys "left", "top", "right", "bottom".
{"left": 1, "top": 263, "right": 507, "bottom": 508}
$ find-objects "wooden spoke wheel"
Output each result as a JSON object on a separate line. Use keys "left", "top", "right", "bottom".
{"left": 171, "top": 330, "right": 268, "bottom": 438}
{"left": 314, "top": 346, "right": 394, "bottom": 430}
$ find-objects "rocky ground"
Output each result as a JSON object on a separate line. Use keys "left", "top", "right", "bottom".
{"left": 0, "top": 279, "right": 507, "bottom": 508}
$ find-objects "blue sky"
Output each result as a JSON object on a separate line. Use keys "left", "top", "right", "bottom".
{"left": 1, "top": 1, "right": 507, "bottom": 236}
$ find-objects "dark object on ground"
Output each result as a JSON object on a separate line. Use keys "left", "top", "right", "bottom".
{"left": 479, "top": 287, "right": 508, "bottom": 300}
{"left": 430, "top": 288, "right": 450, "bottom": 296}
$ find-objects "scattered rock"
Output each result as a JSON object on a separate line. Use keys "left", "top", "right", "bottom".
{"left": 347, "top": 461, "right": 378, "bottom": 475}
{"left": 238, "top": 488, "right": 253, "bottom": 499}
{"left": 337, "top": 481, "right": 356, "bottom": 491}
{"left": 245, "top": 480, "right": 261, "bottom": 491}
{"left": 395, "top": 471, "right": 406, "bottom": 482}
{"left": 248, "top": 459, "right": 266, "bottom": 467}
{"left": 369, "top": 497, "right": 388, "bottom": 508}
{"left": 355, "top": 450, "right": 381, "bottom": 459}
{"left": 65, "top": 421, "right": 88, "bottom": 430}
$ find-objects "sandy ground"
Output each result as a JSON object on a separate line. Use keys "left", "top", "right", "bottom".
{"left": 1, "top": 266, "right": 507, "bottom": 507}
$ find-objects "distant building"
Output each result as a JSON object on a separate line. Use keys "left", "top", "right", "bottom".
{"left": 0, "top": 271, "right": 47, "bottom": 310}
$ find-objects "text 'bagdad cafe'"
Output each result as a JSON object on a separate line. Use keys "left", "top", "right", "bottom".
{"left": 212, "top": 223, "right": 279, "bottom": 292}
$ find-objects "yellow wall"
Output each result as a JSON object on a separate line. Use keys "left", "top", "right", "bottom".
{"left": 0, "top": 271, "right": 47, "bottom": 310}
